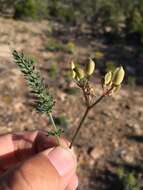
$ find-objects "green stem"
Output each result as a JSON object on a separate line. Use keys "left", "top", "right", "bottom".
{"left": 49, "top": 113, "right": 60, "bottom": 145}
{"left": 69, "top": 87, "right": 113, "bottom": 148}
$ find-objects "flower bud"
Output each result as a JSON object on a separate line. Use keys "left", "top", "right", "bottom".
{"left": 71, "top": 70, "right": 76, "bottom": 79}
{"left": 104, "top": 71, "right": 112, "bottom": 85}
{"left": 74, "top": 67, "right": 85, "bottom": 80}
{"left": 71, "top": 61, "right": 76, "bottom": 79}
{"left": 112, "top": 85, "right": 121, "bottom": 94}
{"left": 71, "top": 61, "right": 75, "bottom": 69}
{"left": 85, "top": 58, "right": 95, "bottom": 76}
{"left": 112, "top": 66, "right": 125, "bottom": 86}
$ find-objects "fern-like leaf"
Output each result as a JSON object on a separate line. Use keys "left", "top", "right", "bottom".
{"left": 13, "top": 50, "right": 54, "bottom": 114}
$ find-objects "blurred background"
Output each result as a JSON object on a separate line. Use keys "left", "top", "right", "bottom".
{"left": 0, "top": 0, "right": 143, "bottom": 189}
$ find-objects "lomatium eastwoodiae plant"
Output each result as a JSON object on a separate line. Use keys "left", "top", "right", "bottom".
{"left": 13, "top": 50, "right": 125, "bottom": 148}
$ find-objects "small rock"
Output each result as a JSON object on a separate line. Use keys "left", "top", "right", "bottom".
{"left": 90, "top": 147, "right": 104, "bottom": 161}
{"left": 57, "top": 91, "right": 66, "bottom": 102}
{"left": 14, "top": 102, "right": 25, "bottom": 113}
{"left": 88, "top": 158, "right": 95, "bottom": 167}
{"left": 0, "top": 45, "right": 11, "bottom": 59}
{"left": 122, "top": 153, "right": 135, "bottom": 164}
{"left": 133, "top": 123, "right": 142, "bottom": 135}
{"left": 126, "top": 121, "right": 142, "bottom": 135}
{"left": 112, "top": 138, "right": 119, "bottom": 148}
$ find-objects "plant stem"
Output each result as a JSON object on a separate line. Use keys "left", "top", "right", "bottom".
{"left": 82, "top": 87, "right": 89, "bottom": 107}
{"left": 89, "top": 86, "right": 114, "bottom": 109}
{"left": 49, "top": 113, "right": 60, "bottom": 145}
{"left": 69, "top": 87, "right": 113, "bottom": 148}
{"left": 69, "top": 107, "right": 90, "bottom": 148}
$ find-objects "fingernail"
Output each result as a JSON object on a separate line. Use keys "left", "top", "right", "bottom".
{"left": 46, "top": 147, "right": 76, "bottom": 176}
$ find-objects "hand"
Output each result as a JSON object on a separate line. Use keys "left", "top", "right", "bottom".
{"left": 0, "top": 131, "right": 78, "bottom": 190}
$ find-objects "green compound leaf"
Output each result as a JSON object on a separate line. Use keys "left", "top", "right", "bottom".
{"left": 13, "top": 50, "right": 54, "bottom": 114}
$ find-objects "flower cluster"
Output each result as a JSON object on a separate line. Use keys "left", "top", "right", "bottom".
{"left": 69, "top": 58, "right": 125, "bottom": 147}
{"left": 71, "top": 58, "right": 95, "bottom": 81}
{"left": 71, "top": 58, "right": 125, "bottom": 96}
{"left": 103, "top": 66, "right": 125, "bottom": 94}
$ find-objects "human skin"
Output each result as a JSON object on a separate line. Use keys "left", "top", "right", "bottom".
{"left": 0, "top": 131, "right": 78, "bottom": 190}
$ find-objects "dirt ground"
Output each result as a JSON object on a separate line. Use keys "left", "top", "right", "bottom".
{"left": 0, "top": 17, "right": 143, "bottom": 190}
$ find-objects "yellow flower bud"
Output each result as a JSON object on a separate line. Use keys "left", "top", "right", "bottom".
{"left": 104, "top": 71, "right": 112, "bottom": 85}
{"left": 74, "top": 67, "right": 85, "bottom": 80}
{"left": 71, "top": 61, "right": 75, "bottom": 69}
{"left": 85, "top": 58, "right": 95, "bottom": 76}
{"left": 70, "top": 61, "right": 76, "bottom": 79}
{"left": 71, "top": 70, "right": 76, "bottom": 79}
{"left": 112, "top": 66, "right": 125, "bottom": 86}
{"left": 112, "top": 85, "right": 121, "bottom": 94}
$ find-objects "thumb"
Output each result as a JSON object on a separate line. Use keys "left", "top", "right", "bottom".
{"left": 7, "top": 147, "right": 77, "bottom": 190}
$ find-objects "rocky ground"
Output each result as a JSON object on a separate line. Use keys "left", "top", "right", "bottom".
{"left": 0, "top": 17, "right": 143, "bottom": 190}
